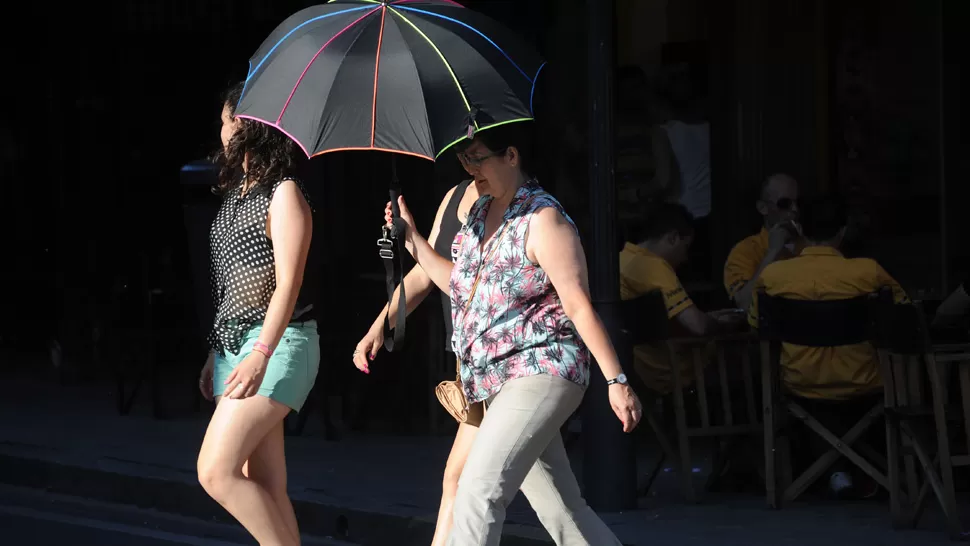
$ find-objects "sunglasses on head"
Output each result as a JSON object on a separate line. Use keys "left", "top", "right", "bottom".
{"left": 457, "top": 147, "right": 508, "bottom": 167}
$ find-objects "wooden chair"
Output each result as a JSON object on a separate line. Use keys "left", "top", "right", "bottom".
{"left": 757, "top": 290, "right": 888, "bottom": 508}
{"left": 870, "top": 292, "right": 964, "bottom": 538}
{"left": 620, "top": 291, "right": 761, "bottom": 502}
{"left": 618, "top": 291, "right": 679, "bottom": 495}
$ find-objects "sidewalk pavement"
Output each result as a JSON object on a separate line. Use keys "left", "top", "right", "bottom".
{"left": 0, "top": 376, "right": 957, "bottom": 545}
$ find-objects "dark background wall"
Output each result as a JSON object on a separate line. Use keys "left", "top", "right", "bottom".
{"left": 0, "top": 0, "right": 584, "bottom": 433}
{"left": 1, "top": 0, "right": 964, "bottom": 431}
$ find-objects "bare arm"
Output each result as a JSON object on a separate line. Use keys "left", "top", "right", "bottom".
{"left": 224, "top": 180, "right": 313, "bottom": 398}
{"left": 675, "top": 306, "right": 718, "bottom": 337}
{"left": 261, "top": 180, "right": 313, "bottom": 351}
{"left": 528, "top": 207, "right": 640, "bottom": 432}
{"left": 528, "top": 208, "right": 620, "bottom": 378}
{"left": 730, "top": 223, "right": 797, "bottom": 310}
{"left": 732, "top": 247, "right": 782, "bottom": 311}
{"left": 369, "top": 186, "right": 457, "bottom": 331}
{"left": 392, "top": 196, "right": 454, "bottom": 295}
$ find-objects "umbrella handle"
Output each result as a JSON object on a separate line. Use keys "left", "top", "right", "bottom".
{"left": 389, "top": 188, "right": 402, "bottom": 218}
{"left": 388, "top": 156, "right": 403, "bottom": 237}
{"left": 389, "top": 188, "right": 403, "bottom": 238}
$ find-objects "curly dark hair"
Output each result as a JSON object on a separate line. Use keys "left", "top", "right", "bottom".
{"left": 212, "top": 81, "right": 302, "bottom": 195}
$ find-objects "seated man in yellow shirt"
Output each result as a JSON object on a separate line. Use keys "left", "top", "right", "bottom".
{"left": 620, "top": 203, "right": 739, "bottom": 394}
{"left": 749, "top": 196, "right": 908, "bottom": 497}
{"left": 724, "top": 173, "right": 803, "bottom": 311}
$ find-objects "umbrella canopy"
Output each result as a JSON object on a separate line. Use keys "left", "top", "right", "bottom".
{"left": 235, "top": 0, "right": 546, "bottom": 161}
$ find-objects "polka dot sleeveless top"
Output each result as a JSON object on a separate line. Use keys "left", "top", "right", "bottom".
{"left": 208, "top": 176, "right": 311, "bottom": 355}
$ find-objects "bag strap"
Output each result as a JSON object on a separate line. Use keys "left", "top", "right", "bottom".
{"left": 378, "top": 223, "right": 407, "bottom": 352}
{"left": 454, "top": 196, "right": 535, "bottom": 366}
{"left": 378, "top": 181, "right": 408, "bottom": 352}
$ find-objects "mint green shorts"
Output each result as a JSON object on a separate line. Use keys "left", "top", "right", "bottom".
{"left": 214, "top": 321, "right": 320, "bottom": 412}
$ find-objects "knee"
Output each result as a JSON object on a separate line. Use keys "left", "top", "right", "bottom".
{"left": 197, "top": 456, "right": 235, "bottom": 502}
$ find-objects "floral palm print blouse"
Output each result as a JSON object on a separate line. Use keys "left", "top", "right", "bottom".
{"left": 450, "top": 180, "right": 591, "bottom": 403}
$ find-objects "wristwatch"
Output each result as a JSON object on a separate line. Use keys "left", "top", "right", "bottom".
{"left": 606, "top": 373, "right": 628, "bottom": 386}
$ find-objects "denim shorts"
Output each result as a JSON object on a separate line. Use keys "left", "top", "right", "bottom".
{"left": 214, "top": 321, "right": 320, "bottom": 412}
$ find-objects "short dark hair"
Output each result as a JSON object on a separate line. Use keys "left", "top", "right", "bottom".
{"left": 627, "top": 202, "right": 695, "bottom": 243}
{"left": 456, "top": 121, "right": 536, "bottom": 177}
{"left": 799, "top": 196, "right": 848, "bottom": 242}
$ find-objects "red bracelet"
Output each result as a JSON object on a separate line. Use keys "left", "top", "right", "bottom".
{"left": 253, "top": 341, "right": 274, "bottom": 358}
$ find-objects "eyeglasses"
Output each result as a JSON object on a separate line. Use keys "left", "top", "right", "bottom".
{"left": 457, "top": 148, "right": 507, "bottom": 167}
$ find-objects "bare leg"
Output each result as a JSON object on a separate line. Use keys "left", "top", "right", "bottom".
{"left": 244, "top": 421, "right": 300, "bottom": 544}
{"left": 431, "top": 423, "right": 478, "bottom": 546}
{"left": 198, "top": 395, "right": 296, "bottom": 546}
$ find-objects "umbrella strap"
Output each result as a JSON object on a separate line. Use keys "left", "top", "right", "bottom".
{"left": 377, "top": 222, "right": 407, "bottom": 352}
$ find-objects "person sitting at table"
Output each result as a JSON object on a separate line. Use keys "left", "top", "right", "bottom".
{"left": 749, "top": 195, "right": 908, "bottom": 497}
{"left": 724, "top": 173, "right": 803, "bottom": 311}
{"left": 620, "top": 202, "right": 742, "bottom": 394}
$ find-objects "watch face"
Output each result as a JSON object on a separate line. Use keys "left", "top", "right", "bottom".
{"left": 617, "top": 373, "right": 627, "bottom": 384}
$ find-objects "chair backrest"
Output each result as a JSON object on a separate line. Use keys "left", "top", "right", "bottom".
{"left": 756, "top": 289, "right": 871, "bottom": 347}
{"left": 868, "top": 288, "right": 929, "bottom": 356}
{"left": 619, "top": 290, "right": 670, "bottom": 345}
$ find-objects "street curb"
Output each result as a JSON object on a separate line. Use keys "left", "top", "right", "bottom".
{"left": 0, "top": 453, "right": 553, "bottom": 546}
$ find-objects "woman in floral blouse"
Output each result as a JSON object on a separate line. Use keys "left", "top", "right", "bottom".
{"left": 386, "top": 123, "right": 641, "bottom": 545}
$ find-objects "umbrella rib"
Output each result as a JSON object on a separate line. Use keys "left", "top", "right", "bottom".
{"left": 276, "top": 7, "right": 382, "bottom": 124}
{"left": 312, "top": 146, "right": 433, "bottom": 161}
{"left": 371, "top": 7, "right": 387, "bottom": 147}
{"left": 529, "top": 62, "right": 546, "bottom": 116}
{"left": 235, "top": 115, "right": 312, "bottom": 158}
{"left": 392, "top": 0, "right": 464, "bottom": 7}
{"left": 395, "top": 5, "right": 532, "bottom": 83}
{"left": 245, "top": 5, "right": 373, "bottom": 87}
{"left": 388, "top": 7, "right": 474, "bottom": 122}
{"left": 434, "top": 118, "right": 533, "bottom": 159}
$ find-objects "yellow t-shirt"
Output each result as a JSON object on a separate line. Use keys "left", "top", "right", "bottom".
{"left": 723, "top": 228, "right": 801, "bottom": 300}
{"left": 619, "top": 243, "right": 700, "bottom": 394}
{"left": 748, "top": 246, "right": 909, "bottom": 400}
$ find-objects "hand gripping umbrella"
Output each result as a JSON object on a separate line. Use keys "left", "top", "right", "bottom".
{"left": 235, "top": 0, "right": 545, "bottom": 351}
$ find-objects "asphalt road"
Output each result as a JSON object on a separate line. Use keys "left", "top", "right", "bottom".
{"left": 0, "top": 505, "right": 244, "bottom": 546}
{"left": 0, "top": 509, "right": 234, "bottom": 546}
{"left": 0, "top": 486, "right": 350, "bottom": 546}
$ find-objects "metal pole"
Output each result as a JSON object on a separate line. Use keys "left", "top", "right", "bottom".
{"left": 582, "top": 0, "right": 637, "bottom": 512}
{"left": 937, "top": 0, "right": 948, "bottom": 295}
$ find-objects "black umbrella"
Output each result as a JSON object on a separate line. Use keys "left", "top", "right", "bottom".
{"left": 235, "top": 0, "right": 545, "bottom": 161}
{"left": 236, "top": 0, "right": 545, "bottom": 351}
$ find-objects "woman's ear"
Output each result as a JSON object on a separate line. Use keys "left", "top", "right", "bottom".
{"left": 506, "top": 146, "right": 518, "bottom": 167}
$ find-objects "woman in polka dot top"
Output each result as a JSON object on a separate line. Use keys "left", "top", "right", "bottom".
{"left": 196, "top": 82, "right": 319, "bottom": 546}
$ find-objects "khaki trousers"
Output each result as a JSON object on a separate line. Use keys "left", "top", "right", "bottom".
{"left": 448, "top": 374, "right": 622, "bottom": 546}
